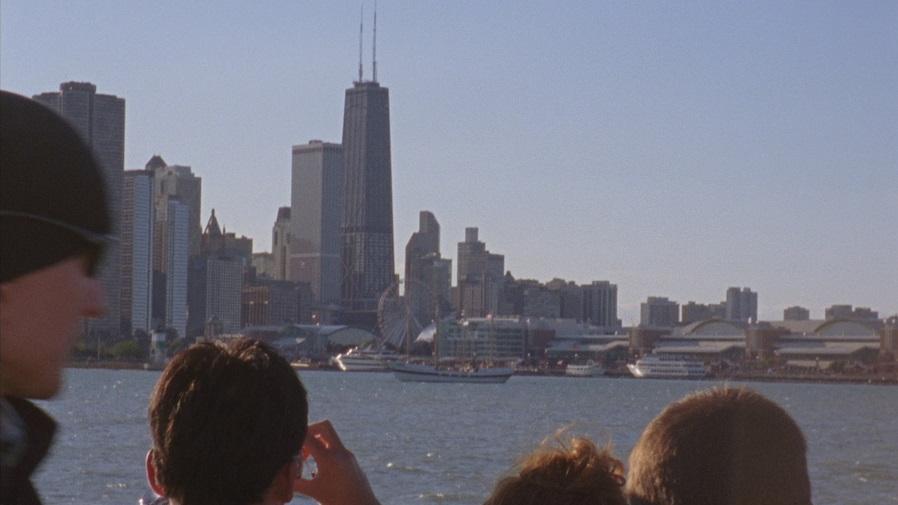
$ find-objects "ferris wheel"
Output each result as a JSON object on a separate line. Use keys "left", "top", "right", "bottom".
{"left": 377, "top": 278, "right": 438, "bottom": 351}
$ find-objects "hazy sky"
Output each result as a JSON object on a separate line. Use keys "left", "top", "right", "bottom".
{"left": 3, "top": 1, "right": 896, "bottom": 324}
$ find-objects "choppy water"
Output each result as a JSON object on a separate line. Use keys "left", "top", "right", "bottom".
{"left": 34, "top": 369, "right": 898, "bottom": 504}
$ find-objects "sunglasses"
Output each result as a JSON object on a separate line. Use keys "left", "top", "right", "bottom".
{"left": 0, "top": 210, "right": 115, "bottom": 277}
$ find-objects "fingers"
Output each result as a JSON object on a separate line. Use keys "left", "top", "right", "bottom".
{"left": 293, "top": 474, "right": 319, "bottom": 494}
{"left": 306, "top": 419, "right": 347, "bottom": 452}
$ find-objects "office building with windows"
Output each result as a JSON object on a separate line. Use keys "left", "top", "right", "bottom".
{"left": 34, "top": 81, "right": 125, "bottom": 336}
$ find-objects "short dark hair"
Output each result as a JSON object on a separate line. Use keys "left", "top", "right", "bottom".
{"left": 626, "top": 387, "right": 811, "bottom": 505}
{"left": 148, "top": 338, "right": 308, "bottom": 505}
{"left": 484, "top": 436, "right": 627, "bottom": 505}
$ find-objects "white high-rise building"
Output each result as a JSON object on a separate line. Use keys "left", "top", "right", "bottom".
{"left": 289, "top": 140, "right": 343, "bottom": 304}
{"left": 121, "top": 170, "right": 154, "bottom": 333}
{"left": 165, "top": 200, "right": 189, "bottom": 338}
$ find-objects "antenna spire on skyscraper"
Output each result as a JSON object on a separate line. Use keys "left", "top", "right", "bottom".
{"left": 358, "top": 4, "right": 364, "bottom": 82}
{"left": 372, "top": 0, "right": 378, "bottom": 82}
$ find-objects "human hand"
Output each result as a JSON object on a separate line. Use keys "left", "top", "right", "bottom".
{"left": 293, "top": 420, "right": 381, "bottom": 505}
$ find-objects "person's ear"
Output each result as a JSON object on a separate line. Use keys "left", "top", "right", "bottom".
{"left": 145, "top": 449, "right": 166, "bottom": 496}
{"left": 266, "top": 458, "right": 300, "bottom": 504}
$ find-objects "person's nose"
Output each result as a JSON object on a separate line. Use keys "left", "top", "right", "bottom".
{"left": 82, "top": 278, "right": 107, "bottom": 318}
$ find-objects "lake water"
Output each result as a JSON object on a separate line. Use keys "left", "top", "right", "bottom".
{"left": 34, "top": 369, "right": 898, "bottom": 504}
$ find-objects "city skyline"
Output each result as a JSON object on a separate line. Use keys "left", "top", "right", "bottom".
{"left": 2, "top": 1, "right": 896, "bottom": 324}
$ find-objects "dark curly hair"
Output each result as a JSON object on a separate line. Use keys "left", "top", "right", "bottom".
{"left": 148, "top": 338, "right": 308, "bottom": 505}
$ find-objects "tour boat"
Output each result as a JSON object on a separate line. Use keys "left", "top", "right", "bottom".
{"left": 627, "top": 354, "right": 707, "bottom": 378}
{"left": 565, "top": 360, "right": 605, "bottom": 377}
{"left": 333, "top": 347, "right": 400, "bottom": 372}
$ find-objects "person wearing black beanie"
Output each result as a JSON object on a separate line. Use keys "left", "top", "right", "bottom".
{"left": 1, "top": 90, "right": 111, "bottom": 505}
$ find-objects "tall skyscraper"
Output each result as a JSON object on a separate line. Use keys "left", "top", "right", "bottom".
{"left": 121, "top": 170, "right": 155, "bottom": 334}
{"left": 405, "top": 211, "right": 449, "bottom": 324}
{"left": 640, "top": 296, "right": 680, "bottom": 328}
{"left": 204, "top": 256, "right": 244, "bottom": 333}
{"left": 271, "top": 206, "right": 291, "bottom": 281}
{"left": 725, "top": 287, "right": 758, "bottom": 324}
{"left": 187, "top": 210, "right": 252, "bottom": 337}
{"left": 147, "top": 156, "right": 203, "bottom": 259}
{"left": 165, "top": 199, "right": 189, "bottom": 338}
{"left": 581, "top": 281, "right": 620, "bottom": 329}
{"left": 290, "top": 141, "right": 344, "bottom": 304}
{"left": 456, "top": 227, "right": 504, "bottom": 318}
{"left": 784, "top": 306, "right": 810, "bottom": 321}
{"left": 34, "top": 82, "right": 124, "bottom": 336}
{"left": 340, "top": 75, "right": 395, "bottom": 326}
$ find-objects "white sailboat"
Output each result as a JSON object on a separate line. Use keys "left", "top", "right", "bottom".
{"left": 389, "top": 361, "right": 513, "bottom": 383}
{"left": 390, "top": 317, "right": 513, "bottom": 384}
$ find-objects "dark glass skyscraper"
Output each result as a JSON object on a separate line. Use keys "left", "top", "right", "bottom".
{"left": 340, "top": 80, "right": 395, "bottom": 326}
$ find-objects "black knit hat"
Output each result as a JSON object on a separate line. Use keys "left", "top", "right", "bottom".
{"left": 0, "top": 90, "right": 111, "bottom": 282}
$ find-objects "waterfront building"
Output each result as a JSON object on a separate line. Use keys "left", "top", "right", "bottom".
{"left": 640, "top": 296, "right": 680, "bottom": 328}
{"left": 34, "top": 81, "right": 124, "bottom": 336}
{"left": 581, "top": 281, "right": 619, "bottom": 329}
{"left": 121, "top": 170, "right": 154, "bottom": 334}
{"left": 436, "top": 317, "right": 526, "bottom": 362}
{"left": 456, "top": 227, "right": 504, "bottom": 318}
{"left": 784, "top": 305, "right": 810, "bottom": 321}
{"left": 633, "top": 317, "right": 881, "bottom": 367}
{"left": 271, "top": 206, "right": 291, "bottom": 280}
{"left": 726, "top": 286, "right": 758, "bottom": 324}
{"left": 340, "top": 75, "right": 396, "bottom": 328}
{"left": 164, "top": 199, "right": 189, "bottom": 338}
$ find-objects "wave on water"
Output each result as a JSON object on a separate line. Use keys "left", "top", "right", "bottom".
{"left": 417, "top": 491, "right": 482, "bottom": 503}
{"left": 385, "top": 461, "right": 429, "bottom": 474}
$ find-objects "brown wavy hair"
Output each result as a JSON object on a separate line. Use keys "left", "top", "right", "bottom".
{"left": 626, "top": 387, "right": 810, "bottom": 505}
{"left": 148, "top": 338, "right": 308, "bottom": 505}
{"left": 484, "top": 435, "right": 627, "bottom": 505}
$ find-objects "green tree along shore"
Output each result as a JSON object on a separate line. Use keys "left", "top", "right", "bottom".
{"left": 71, "top": 329, "right": 189, "bottom": 362}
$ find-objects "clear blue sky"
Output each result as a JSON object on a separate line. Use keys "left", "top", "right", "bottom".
{"left": 3, "top": 1, "right": 896, "bottom": 324}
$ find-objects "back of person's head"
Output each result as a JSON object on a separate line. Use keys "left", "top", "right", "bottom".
{"left": 148, "top": 338, "right": 308, "bottom": 505}
{"left": 626, "top": 387, "right": 810, "bottom": 505}
{"left": 484, "top": 435, "right": 627, "bottom": 505}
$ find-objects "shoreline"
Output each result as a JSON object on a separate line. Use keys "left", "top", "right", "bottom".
{"left": 66, "top": 360, "right": 897, "bottom": 385}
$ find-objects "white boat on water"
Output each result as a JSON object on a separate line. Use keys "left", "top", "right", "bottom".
{"left": 627, "top": 354, "right": 707, "bottom": 378}
{"left": 565, "top": 360, "right": 605, "bottom": 377}
{"left": 333, "top": 347, "right": 400, "bottom": 372}
{"left": 389, "top": 362, "right": 513, "bottom": 384}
